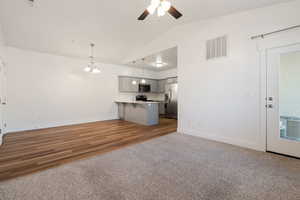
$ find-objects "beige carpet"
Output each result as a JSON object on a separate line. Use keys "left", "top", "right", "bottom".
{"left": 0, "top": 133, "right": 299, "bottom": 200}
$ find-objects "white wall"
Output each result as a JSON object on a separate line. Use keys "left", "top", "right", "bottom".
{"left": 0, "top": 24, "right": 4, "bottom": 57}
{"left": 280, "top": 51, "right": 300, "bottom": 117}
{"left": 4, "top": 47, "right": 160, "bottom": 132}
{"left": 126, "top": 1, "right": 300, "bottom": 151}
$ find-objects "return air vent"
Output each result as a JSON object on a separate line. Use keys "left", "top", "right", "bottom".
{"left": 206, "top": 35, "right": 227, "bottom": 60}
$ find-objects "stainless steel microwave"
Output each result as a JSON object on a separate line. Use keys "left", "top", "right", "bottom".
{"left": 139, "top": 84, "right": 151, "bottom": 93}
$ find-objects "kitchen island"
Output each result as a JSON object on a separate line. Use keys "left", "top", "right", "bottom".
{"left": 115, "top": 100, "right": 160, "bottom": 126}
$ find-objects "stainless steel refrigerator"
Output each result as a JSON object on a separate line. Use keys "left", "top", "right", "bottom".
{"left": 165, "top": 83, "right": 178, "bottom": 119}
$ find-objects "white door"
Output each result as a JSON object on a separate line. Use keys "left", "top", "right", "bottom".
{"left": 266, "top": 43, "right": 300, "bottom": 158}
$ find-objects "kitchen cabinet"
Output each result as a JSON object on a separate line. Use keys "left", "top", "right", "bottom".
{"left": 119, "top": 77, "right": 139, "bottom": 92}
{"left": 158, "top": 79, "right": 166, "bottom": 93}
{"left": 166, "top": 77, "right": 177, "bottom": 84}
{"left": 147, "top": 79, "right": 158, "bottom": 93}
{"left": 119, "top": 76, "right": 177, "bottom": 93}
{"left": 158, "top": 78, "right": 177, "bottom": 93}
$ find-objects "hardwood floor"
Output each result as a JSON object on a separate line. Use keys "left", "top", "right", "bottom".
{"left": 0, "top": 118, "right": 177, "bottom": 181}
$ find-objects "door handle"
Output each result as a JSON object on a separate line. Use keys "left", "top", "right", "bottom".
{"left": 265, "top": 97, "right": 274, "bottom": 108}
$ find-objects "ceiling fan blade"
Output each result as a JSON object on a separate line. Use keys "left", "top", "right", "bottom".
{"left": 138, "top": 10, "right": 150, "bottom": 20}
{"left": 168, "top": 6, "right": 183, "bottom": 19}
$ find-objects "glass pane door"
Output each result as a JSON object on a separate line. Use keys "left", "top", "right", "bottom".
{"left": 279, "top": 51, "right": 300, "bottom": 142}
{"left": 267, "top": 44, "right": 300, "bottom": 158}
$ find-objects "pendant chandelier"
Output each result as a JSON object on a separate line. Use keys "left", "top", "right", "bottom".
{"left": 141, "top": 58, "right": 146, "bottom": 84}
{"left": 84, "top": 43, "right": 101, "bottom": 74}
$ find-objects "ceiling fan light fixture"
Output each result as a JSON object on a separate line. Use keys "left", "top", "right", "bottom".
{"left": 138, "top": 0, "right": 182, "bottom": 20}
{"left": 161, "top": 1, "right": 171, "bottom": 11}
{"left": 150, "top": 0, "right": 160, "bottom": 7}
{"left": 157, "top": 6, "right": 166, "bottom": 17}
{"left": 147, "top": 4, "right": 156, "bottom": 15}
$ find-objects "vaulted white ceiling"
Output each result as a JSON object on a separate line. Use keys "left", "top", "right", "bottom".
{"left": 0, "top": 0, "right": 292, "bottom": 64}
{"left": 127, "top": 47, "right": 177, "bottom": 71}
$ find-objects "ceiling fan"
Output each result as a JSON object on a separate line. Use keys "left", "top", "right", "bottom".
{"left": 138, "top": 0, "right": 183, "bottom": 20}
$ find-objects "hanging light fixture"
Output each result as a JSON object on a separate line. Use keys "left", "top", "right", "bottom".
{"left": 141, "top": 58, "right": 146, "bottom": 84}
{"left": 84, "top": 43, "right": 101, "bottom": 74}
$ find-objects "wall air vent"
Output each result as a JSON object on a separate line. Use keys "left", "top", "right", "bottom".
{"left": 206, "top": 35, "right": 227, "bottom": 60}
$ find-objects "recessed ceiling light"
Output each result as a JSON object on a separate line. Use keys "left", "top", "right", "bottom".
{"left": 152, "top": 61, "right": 168, "bottom": 68}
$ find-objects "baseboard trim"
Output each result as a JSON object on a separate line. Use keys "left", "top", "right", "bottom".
{"left": 5, "top": 118, "right": 120, "bottom": 134}
{"left": 179, "top": 127, "right": 264, "bottom": 152}
{"left": 267, "top": 151, "right": 300, "bottom": 160}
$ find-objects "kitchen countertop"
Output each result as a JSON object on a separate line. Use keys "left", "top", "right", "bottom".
{"left": 115, "top": 100, "right": 161, "bottom": 104}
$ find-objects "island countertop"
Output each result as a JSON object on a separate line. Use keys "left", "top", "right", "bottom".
{"left": 115, "top": 100, "right": 161, "bottom": 104}
{"left": 115, "top": 100, "right": 160, "bottom": 125}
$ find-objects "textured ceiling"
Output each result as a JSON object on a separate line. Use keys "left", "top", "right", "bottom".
{"left": 0, "top": 0, "right": 293, "bottom": 64}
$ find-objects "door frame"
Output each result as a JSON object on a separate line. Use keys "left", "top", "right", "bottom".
{"left": 0, "top": 58, "right": 4, "bottom": 145}
{"left": 257, "top": 29, "right": 300, "bottom": 152}
{"left": 266, "top": 44, "right": 300, "bottom": 157}
{"left": 0, "top": 57, "right": 7, "bottom": 145}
